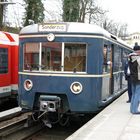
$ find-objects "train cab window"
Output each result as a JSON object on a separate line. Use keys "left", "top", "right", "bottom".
{"left": 23, "top": 42, "right": 86, "bottom": 72}
{"left": 24, "top": 43, "right": 40, "bottom": 71}
{"left": 42, "top": 42, "right": 62, "bottom": 71}
{"left": 0, "top": 48, "right": 8, "bottom": 74}
{"left": 64, "top": 43, "right": 86, "bottom": 72}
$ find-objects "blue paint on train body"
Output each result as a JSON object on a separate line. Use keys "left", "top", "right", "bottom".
{"left": 19, "top": 75, "right": 100, "bottom": 112}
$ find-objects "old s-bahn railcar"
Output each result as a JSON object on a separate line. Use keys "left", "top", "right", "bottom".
{"left": 0, "top": 31, "right": 19, "bottom": 103}
{"left": 18, "top": 22, "right": 132, "bottom": 126}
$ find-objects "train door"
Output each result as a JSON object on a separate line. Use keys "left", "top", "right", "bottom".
{"left": 102, "top": 43, "right": 113, "bottom": 101}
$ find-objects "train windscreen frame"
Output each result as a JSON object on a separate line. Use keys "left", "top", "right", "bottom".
{"left": 23, "top": 42, "right": 87, "bottom": 73}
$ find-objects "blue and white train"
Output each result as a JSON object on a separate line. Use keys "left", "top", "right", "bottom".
{"left": 18, "top": 22, "right": 132, "bottom": 126}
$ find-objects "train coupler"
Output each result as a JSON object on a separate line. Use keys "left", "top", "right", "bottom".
{"left": 39, "top": 95, "right": 61, "bottom": 112}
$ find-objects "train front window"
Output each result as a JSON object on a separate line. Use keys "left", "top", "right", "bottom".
{"left": 23, "top": 42, "right": 86, "bottom": 72}
{"left": 64, "top": 44, "right": 86, "bottom": 72}
{"left": 42, "top": 42, "right": 62, "bottom": 71}
{"left": 0, "top": 48, "right": 8, "bottom": 73}
{"left": 24, "top": 43, "right": 40, "bottom": 71}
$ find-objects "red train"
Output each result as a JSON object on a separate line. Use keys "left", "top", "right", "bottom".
{"left": 0, "top": 31, "right": 19, "bottom": 103}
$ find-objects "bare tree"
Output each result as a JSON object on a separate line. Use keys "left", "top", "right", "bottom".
{"left": 118, "top": 23, "right": 128, "bottom": 39}
{"left": 62, "top": 0, "right": 106, "bottom": 23}
{"left": 99, "top": 15, "right": 128, "bottom": 38}
{"left": 79, "top": 0, "right": 106, "bottom": 23}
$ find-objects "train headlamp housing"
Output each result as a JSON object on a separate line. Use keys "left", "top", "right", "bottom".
{"left": 70, "top": 82, "right": 83, "bottom": 94}
{"left": 47, "top": 33, "right": 55, "bottom": 41}
{"left": 24, "top": 79, "right": 33, "bottom": 91}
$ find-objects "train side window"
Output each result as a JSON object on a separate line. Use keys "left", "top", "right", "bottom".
{"left": 103, "top": 45, "right": 112, "bottom": 73}
{"left": 0, "top": 48, "right": 8, "bottom": 74}
{"left": 114, "top": 46, "right": 122, "bottom": 72}
{"left": 122, "top": 50, "right": 130, "bottom": 69}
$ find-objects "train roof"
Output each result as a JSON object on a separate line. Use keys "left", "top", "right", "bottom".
{"left": 20, "top": 22, "right": 110, "bottom": 36}
{"left": 20, "top": 22, "right": 132, "bottom": 49}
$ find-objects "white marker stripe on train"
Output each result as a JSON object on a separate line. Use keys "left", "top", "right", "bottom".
{"left": 0, "top": 86, "right": 11, "bottom": 94}
{"left": 11, "top": 84, "right": 18, "bottom": 90}
{"left": 19, "top": 71, "right": 124, "bottom": 78}
{"left": 19, "top": 34, "right": 102, "bottom": 39}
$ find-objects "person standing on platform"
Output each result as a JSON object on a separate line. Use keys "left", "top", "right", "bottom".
{"left": 124, "top": 59, "right": 132, "bottom": 103}
{"left": 128, "top": 44, "right": 140, "bottom": 114}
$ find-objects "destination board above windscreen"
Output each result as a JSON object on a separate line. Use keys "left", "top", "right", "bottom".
{"left": 39, "top": 23, "right": 67, "bottom": 32}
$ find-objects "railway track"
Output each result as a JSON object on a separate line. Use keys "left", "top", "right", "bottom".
{"left": 0, "top": 108, "right": 92, "bottom": 140}
{"left": 0, "top": 113, "right": 79, "bottom": 140}
{"left": 25, "top": 116, "right": 90, "bottom": 140}
{"left": 0, "top": 108, "right": 44, "bottom": 140}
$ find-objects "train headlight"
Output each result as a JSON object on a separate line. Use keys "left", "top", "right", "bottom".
{"left": 47, "top": 33, "right": 55, "bottom": 41}
{"left": 24, "top": 79, "right": 33, "bottom": 91}
{"left": 70, "top": 82, "right": 83, "bottom": 94}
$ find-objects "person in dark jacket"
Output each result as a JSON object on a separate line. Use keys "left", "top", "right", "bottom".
{"left": 124, "top": 59, "right": 132, "bottom": 103}
{"left": 128, "top": 44, "right": 140, "bottom": 114}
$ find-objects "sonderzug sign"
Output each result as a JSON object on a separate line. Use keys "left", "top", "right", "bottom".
{"left": 39, "top": 23, "right": 67, "bottom": 32}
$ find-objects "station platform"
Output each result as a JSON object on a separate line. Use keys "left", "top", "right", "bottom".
{"left": 66, "top": 93, "right": 140, "bottom": 140}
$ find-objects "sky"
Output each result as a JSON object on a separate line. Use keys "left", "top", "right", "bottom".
{"left": 4, "top": 0, "right": 140, "bottom": 34}
{"left": 97, "top": 0, "right": 140, "bottom": 34}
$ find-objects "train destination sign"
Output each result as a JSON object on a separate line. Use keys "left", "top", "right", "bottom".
{"left": 39, "top": 23, "right": 67, "bottom": 32}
